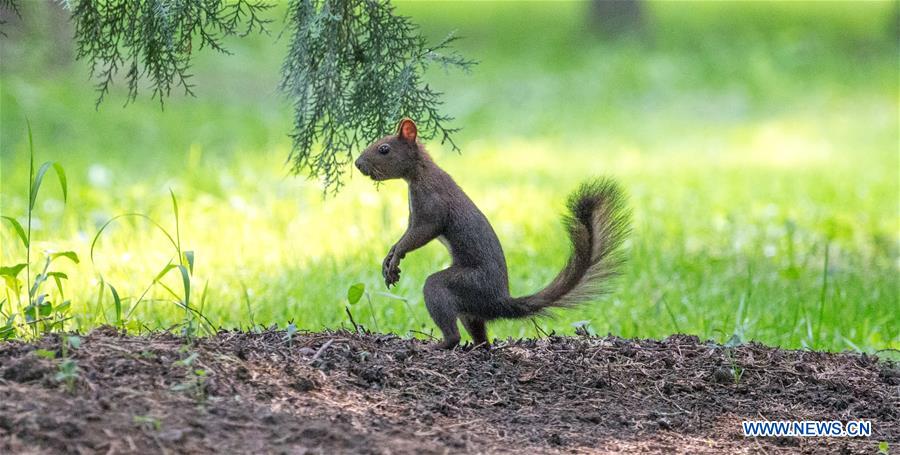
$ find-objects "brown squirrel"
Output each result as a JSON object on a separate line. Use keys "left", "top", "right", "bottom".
{"left": 355, "top": 118, "right": 630, "bottom": 349}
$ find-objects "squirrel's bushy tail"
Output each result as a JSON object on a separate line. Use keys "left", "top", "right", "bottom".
{"left": 500, "top": 178, "right": 631, "bottom": 318}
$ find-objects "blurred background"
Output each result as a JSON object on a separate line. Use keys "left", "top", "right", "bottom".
{"left": 1, "top": 1, "right": 897, "bottom": 351}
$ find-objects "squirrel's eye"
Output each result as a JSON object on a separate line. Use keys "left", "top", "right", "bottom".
{"left": 378, "top": 144, "right": 390, "bottom": 155}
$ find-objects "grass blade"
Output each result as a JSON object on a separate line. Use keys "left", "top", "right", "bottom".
{"left": 198, "top": 280, "right": 208, "bottom": 318}
{"left": 108, "top": 283, "right": 122, "bottom": 328}
{"left": 30, "top": 161, "right": 66, "bottom": 210}
{"left": 30, "top": 162, "right": 51, "bottom": 210}
{"left": 47, "top": 272, "right": 67, "bottom": 298}
{"left": 1, "top": 216, "right": 28, "bottom": 248}
{"left": 26, "top": 118, "right": 34, "bottom": 179}
{"left": 153, "top": 262, "right": 177, "bottom": 283}
{"left": 177, "top": 265, "right": 190, "bottom": 309}
{"left": 90, "top": 213, "right": 179, "bottom": 264}
{"left": 52, "top": 162, "right": 67, "bottom": 202}
{"left": 183, "top": 251, "right": 194, "bottom": 274}
{"left": 816, "top": 242, "right": 830, "bottom": 344}
{"left": 50, "top": 251, "right": 80, "bottom": 264}
{"left": 170, "top": 189, "right": 181, "bottom": 257}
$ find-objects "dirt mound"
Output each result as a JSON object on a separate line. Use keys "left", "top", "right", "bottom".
{"left": 1, "top": 328, "right": 897, "bottom": 454}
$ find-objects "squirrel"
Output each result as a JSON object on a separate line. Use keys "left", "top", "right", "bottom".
{"left": 355, "top": 118, "right": 630, "bottom": 349}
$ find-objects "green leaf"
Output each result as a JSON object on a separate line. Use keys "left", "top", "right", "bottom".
{"left": 67, "top": 335, "right": 81, "bottom": 349}
{"left": 55, "top": 358, "right": 78, "bottom": 378}
{"left": 0, "top": 263, "right": 27, "bottom": 279}
{"left": 47, "top": 272, "right": 68, "bottom": 298}
{"left": 27, "top": 119, "right": 35, "bottom": 200}
{"left": 177, "top": 265, "right": 191, "bottom": 308}
{"left": 34, "top": 349, "right": 56, "bottom": 359}
{"left": 1, "top": 216, "right": 28, "bottom": 248}
{"left": 50, "top": 251, "right": 80, "bottom": 265}
{"left": 133, "top": 415, "right": 162, "bottom": 430}
{"left": 22, "top": 304, "right": 37, "bottom": 322}
{"left": 109, "top": 284, "right": 122, "bottom": 327}
{"left": 1, "top": 276, "right": 20, "bottom": 294}
{"left": 170, "top": 188, "right": 179, "bottom": 219}
{"left": 55, "top": 300, "right": 72, "bottom": 314}
{"left": 198, "top": 280, "right": 209, "bottom": 316}
{"left": 30, "top": 161, "right": 54, "bottom": 210}
{"left": 126, "top": 320, "right": 143, "bottom": 333}
{"left": 30, "top": 273, "right": 47, "bottom": 297}
{"left": 52, "top": 162, "right": 67, "bottom": 203}
{"left": 175, "top": 352, "right": 198, "bottom": 367}
{"left": 39, "top": 301, "right": 53, "bottom": 317}
{"left": 183, "top": 250, "right": 195, "bottom": 274}
{"left": 0, "top": 315, "right": 16, "bottom": 340}
{"left": 170, "top": 189, "right": 182, "bottom": 255}
{"left": 284, "top": 323, "right": 298, "bottom": 343}
{"left": 153, "top": 263, "right": 177, "bottom": 282}
{"left": 24, "top": 298, "right": 52, "bottom": 321}
{"left": 347, "top": 282, "right": 365, "bottom": 305}
{"left": 29, "top": 160, "right": 68, "bottom": 206}
{"left": 1, "top": 264, "right": 26, "bottom": 293}
{"left": 878, "top": 441, "right": 889, "bottom": 454}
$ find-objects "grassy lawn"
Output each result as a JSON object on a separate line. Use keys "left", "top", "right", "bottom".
{"left": 1, "top": 1, "right": 897, "bottom": 351}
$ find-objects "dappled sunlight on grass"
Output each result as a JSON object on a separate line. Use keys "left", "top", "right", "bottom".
{"left": 3, "top": 105, "right": 896, "bottom": 349}
{"left": 1, "top": 1, "right": 896, "bottom": 350}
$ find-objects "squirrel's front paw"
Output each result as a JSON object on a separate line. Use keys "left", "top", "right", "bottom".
{"left": 381, "top": 249, "right": 394, "bottom": 278}
{"left": 383, "top": 254, "right": 401, "bottom": 288}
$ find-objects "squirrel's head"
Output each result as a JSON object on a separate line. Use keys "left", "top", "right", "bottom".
{"left": 356, "top": 118, "right": 425, "bottom": 181}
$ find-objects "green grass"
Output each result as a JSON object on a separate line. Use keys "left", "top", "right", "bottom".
{"left": 1, "top": 1, "right": 897, "bottom": 352}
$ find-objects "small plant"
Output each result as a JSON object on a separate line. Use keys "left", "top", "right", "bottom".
{"left": 0, "top": 301, "right": 14, "bottom": 340}
{"left": 283, "top": 322, "right": 298, "bottom": 346}
{"left": 171, "top": 350, "right": 207, "bottom": 401}
{"left": 241, "top": 282, "right": 260, "bottom": 333}
{"left": 55, "top": 335, "right": 81, "bottom": 392}
{"left": 0, "top": 122, "right": 77, "bottom": 339}
{"left": 724, "top": 334, "right": 745, "bottom": 385}
{"left": 346, "top": 282, "right": 411, "bottom": 333}
{"left": 91, "top": 189, "right": 213, "bottom": 337}
{"left": 347, "top": 282, "right": 379, "bottom": 332}
{"left": 572, "top": 320, "right": 596, "bottom": 337}
{"left": 133, "top": 415, "right": 162, "bottom": 431}
{"left": 530, "top": 318, "right": 552, "bottom": 339}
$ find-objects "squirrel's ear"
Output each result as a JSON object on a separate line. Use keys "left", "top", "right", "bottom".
{"left": 397, "top": 118, "right": 418, "bottom": 143}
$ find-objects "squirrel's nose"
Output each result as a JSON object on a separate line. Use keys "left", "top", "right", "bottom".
{"left": 355, "top": 156, "right": 367, "bottom": 174}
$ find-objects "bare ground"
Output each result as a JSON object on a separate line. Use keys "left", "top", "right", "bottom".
{"left": 1, "top": 327, "right": 897, "bottom": 454}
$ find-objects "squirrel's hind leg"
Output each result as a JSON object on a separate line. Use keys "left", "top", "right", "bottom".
{"left": 460, "top": 315, "right": 489, "bottom": 349}
{"left": 424, "top": 270, "right": 461, "bottom": 349}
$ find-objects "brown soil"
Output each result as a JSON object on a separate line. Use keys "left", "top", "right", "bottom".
{"left": 1, "top": 328, "right": 897, "bottom": 454}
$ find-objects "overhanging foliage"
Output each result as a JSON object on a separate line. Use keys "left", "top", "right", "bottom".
{"left": 281, "top": 0, "right": 474, "bottom": 192}
{"left": 59, "top": 0, "right": 473, "bottom": 192}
